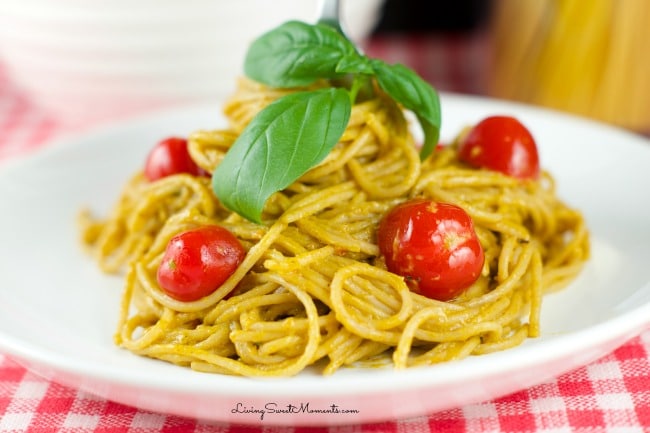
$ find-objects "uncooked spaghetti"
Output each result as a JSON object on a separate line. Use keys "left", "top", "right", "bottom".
{"left": 79, "top": 77, "right": 589, "bottom": 377}
{"left": 489, "top": 0, "right": 650, "bottom": 132}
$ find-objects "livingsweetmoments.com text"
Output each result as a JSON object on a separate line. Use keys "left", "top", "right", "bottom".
{"left": 231, "top": 402, "right": 360, "bottom": 421}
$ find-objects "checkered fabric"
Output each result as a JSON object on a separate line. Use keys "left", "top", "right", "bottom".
{"left": 2, "top": 334, "right": 649, "bottom": 432}
{"left": 2, "top": 32, "right": 650, "bottom": 432}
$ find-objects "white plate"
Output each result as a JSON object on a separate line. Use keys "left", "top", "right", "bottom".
{"left": 1, "top": 94, "right": 649, "bottom": 427}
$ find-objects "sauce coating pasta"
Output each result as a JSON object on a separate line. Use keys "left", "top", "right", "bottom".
{"left": 79, "top": 77, "right": 589, "bottom": 376}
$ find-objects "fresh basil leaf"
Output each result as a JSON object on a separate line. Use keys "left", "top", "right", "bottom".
{"left": 244, "top": 20, "right": 358, "bottom": 88}
{"left": 212, "top": 88, "right": 351, "bottom": 224}
{"left": 335, "top": 54, "right": 374, "bottom": 75}
{"left": 370, "top": 59, "right": 441, "bottom": 160}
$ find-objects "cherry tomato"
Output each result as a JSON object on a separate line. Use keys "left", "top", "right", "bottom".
{"left": 377, "top": 199, "right": 484, "bottom": 301}
{"left": 457, "top": 115, "right": 540, "bottom": 179}
{"left": 157, "top": 226, "right": 246, "bottom": 302}
{"left": 144, "top": 137, "right": 208, "bottom": 181}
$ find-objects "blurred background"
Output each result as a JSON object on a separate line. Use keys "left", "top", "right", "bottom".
{"left": 1, "top": 0, "right": 649, "bottom": 160}
{"left": 366, "top": 0, "right": 493, "bottom": 97}
{"left": 0, "top": 0, "right": 384, "bottom": 128}
{"left": 369, "top": 0, "right": 650, "bottom": 134}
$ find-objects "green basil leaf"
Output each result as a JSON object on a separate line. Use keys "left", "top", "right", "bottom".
{"left": 370, "top": 59, "right": 441, "bottom": 160}
{"left": 212, "top": 88, "right": 351, "bottom": 224}
{"left": 244, "top": 20, "right": 357, "bottom": 88}
{"left": 335, "top": 53, "right": 374, "bottom": 75}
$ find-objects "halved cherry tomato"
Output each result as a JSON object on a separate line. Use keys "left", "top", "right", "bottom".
{"left": 457, "top": 115, "right": 540, "bottom": 179}
{"left": 377, "top": 199, "right": 484, "bottom": 301}
{"left": 157, "top": 226, "right": 246, "bottom": 302}
{"left": 144, "top": 136, "right": 208, "bottom": 181}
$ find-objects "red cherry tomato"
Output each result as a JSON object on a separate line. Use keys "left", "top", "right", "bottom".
{"left": 157, "top": 226, "right": 246, "bottom": 302}
{"left": 144, "top": 137, "right": 208, "bottom": 181}
{"left": 457, "top": 115, "right": 540, "bottom": 179}
{"left": 377, "top": 199, "right": 484, "bottom": 301}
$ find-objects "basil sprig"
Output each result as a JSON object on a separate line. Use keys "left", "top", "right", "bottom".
{"left": 212, "top": 88, "right": 350, "bottom": 224}
{"left": 244, "top": 20, "right": 359, "bottom": 87}
{"left": 213, "top": 21, "right": 441, "bottom": 223}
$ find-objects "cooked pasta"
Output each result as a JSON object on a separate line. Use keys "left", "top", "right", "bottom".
{"left": 79, "top": 77, "right": 589, "bottom": 376}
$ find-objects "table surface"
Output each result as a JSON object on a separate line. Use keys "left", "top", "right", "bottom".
{"left": 1, "top": 31, "right": 650, "bottom": 433}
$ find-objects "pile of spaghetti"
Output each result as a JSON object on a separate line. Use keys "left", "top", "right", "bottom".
{"left": 79, "top": 77, "right": 589, "bottom": 377}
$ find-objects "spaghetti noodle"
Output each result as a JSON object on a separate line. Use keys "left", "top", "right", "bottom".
{"left": 79, "top": 77, "right": 589, "bottom": 376}
{"left": 489, "top": 0, "right": 650, "bottom": 132}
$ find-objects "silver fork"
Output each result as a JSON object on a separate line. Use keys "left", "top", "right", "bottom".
{"left": 317, "top": 0, "right": 347, "bottom": 37}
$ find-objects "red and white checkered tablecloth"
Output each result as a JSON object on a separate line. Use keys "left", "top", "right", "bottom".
{"left": 2, "top": 32, "right": 650, "bottom": 432}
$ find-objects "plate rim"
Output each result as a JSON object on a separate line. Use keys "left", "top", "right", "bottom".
{"left": 1, "top": 93, "right": 650, "bottom": 424}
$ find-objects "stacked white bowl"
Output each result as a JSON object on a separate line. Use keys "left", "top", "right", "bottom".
{"left": 0, "top": 0, "right": 383, "bottom": 126}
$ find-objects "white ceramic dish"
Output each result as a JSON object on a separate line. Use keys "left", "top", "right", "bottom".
{"left": 0, "top": 0, "right": 383, "bottom": 126}
{"left": 1, "top": 94, "right": 649, "bottom": 427}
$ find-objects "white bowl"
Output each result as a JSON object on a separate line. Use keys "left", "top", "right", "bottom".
{"left": 0, "top": 0, "right": 384, "bottom": 127}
